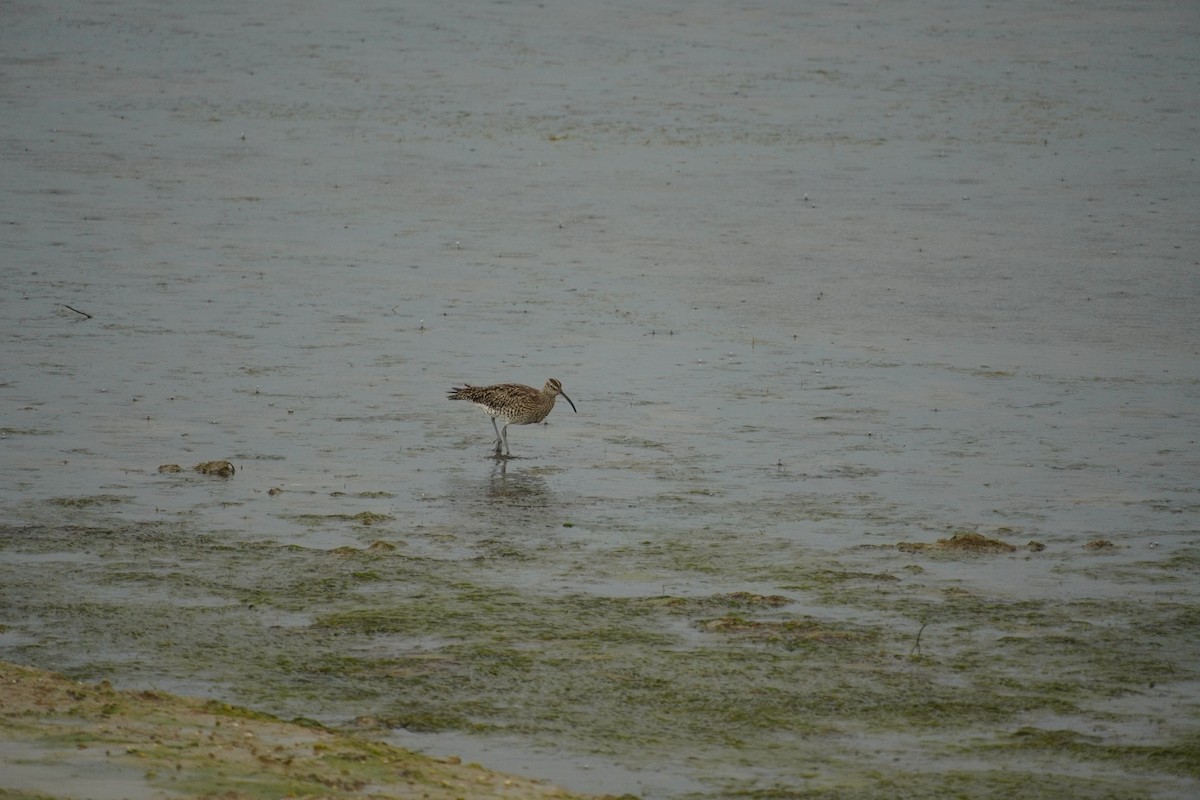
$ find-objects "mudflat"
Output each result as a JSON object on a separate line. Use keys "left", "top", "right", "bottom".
{"left": 2, "top": 1, "right": 1198, "bottom": 798}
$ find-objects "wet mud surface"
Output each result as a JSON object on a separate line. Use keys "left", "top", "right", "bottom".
{"left": 0, "top": 661, "right": 602, "bottom": 800}
{"left": 3, "top": 0, "right": 1199, "bottom": 798}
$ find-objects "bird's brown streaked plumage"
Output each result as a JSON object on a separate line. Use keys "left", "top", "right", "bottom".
{"left": 448, "top": 378, "right": 577, "bottom": 457}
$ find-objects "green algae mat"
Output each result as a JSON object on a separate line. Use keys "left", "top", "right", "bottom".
{"left": 0, "top": 660, "right": 609, "bottom": 800}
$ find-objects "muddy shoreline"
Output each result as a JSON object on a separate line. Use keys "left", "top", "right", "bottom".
{"left": 0, "top": 660, "right": 611, "bottom": 800}
{"left": 3, "top": 515, "right": 1198, "bottom": 798}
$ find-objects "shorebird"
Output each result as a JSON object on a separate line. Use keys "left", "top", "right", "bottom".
{"left": 448, "top": 378, "right": 577, "bottom": 457}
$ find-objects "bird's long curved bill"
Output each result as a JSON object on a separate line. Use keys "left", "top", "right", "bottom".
{"left": 560, "top": 391, "right": 578, "bottom": 413}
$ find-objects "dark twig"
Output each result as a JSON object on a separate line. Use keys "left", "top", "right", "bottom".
{"left": 910, "top": 621, "right": 928, "bottom": 657}
{"left": 62, "top": 304, "right": 92, "bottom": 319}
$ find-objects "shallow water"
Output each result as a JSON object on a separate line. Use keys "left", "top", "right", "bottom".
{"left": 3, "top": 0, "right": 1199, "bottom": 797}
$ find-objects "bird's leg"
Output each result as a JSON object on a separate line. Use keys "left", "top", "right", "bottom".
{"left": 500, "top": 422, "right": 511, "bottom": 457}
{"left": 490, "top": 417, "right": 503, "bottom": 454}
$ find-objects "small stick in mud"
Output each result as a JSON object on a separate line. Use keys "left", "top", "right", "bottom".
{"left": 62, "top": 304, "right": 92, "bottom": 319}
{"left": 910, "top": 621, "right": 928, "bottom": 657}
